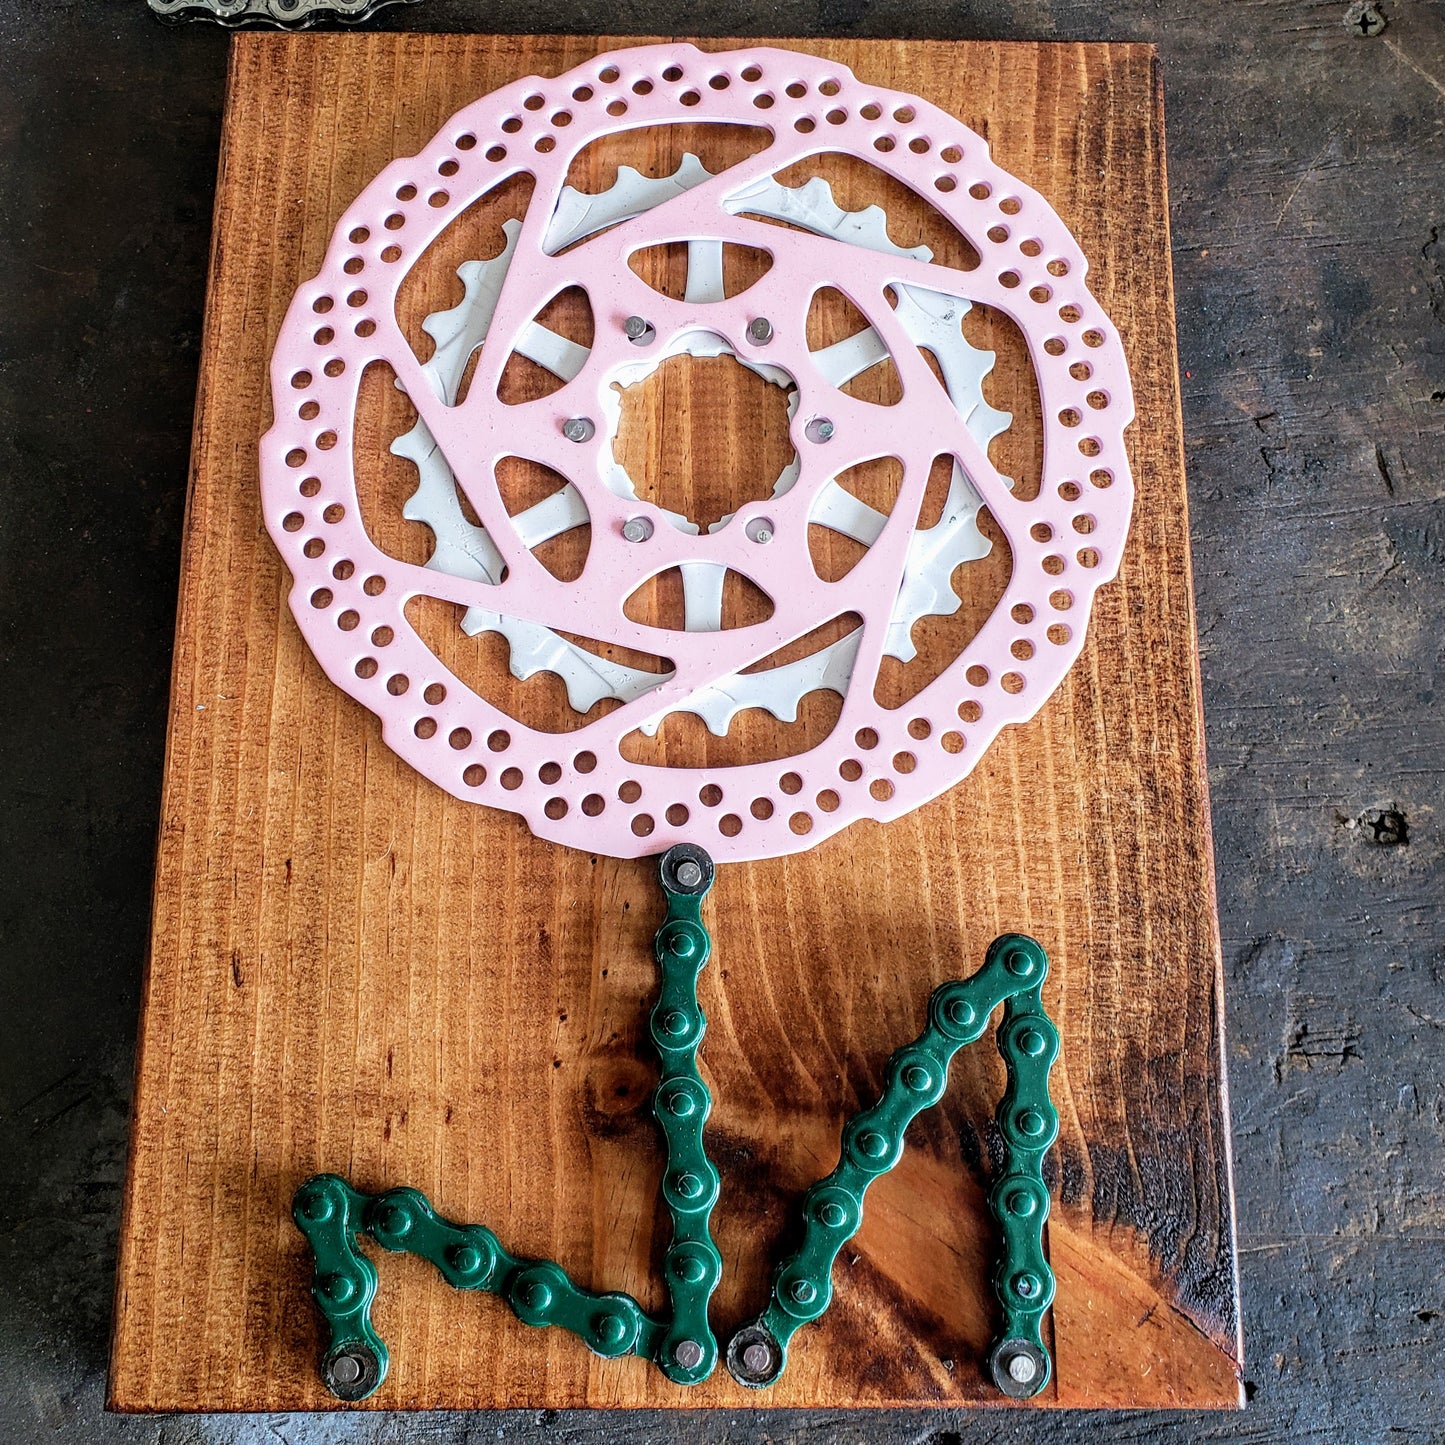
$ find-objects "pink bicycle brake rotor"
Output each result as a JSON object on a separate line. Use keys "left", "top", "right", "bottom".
{"left": 260, "top": 42, "right": 1135, "bottom": 863}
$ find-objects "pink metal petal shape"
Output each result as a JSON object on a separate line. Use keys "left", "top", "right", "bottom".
{"left": 260, "top": 43, "right": 1135, "bottom": 862}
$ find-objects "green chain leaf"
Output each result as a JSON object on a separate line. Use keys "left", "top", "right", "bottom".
{"left": 726, "top": 933, "right": 1058, "bottom": 1398}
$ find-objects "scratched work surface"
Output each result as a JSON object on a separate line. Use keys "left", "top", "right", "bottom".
{"left": 103, "top": 31, "right": 1239, "bottom": 1413}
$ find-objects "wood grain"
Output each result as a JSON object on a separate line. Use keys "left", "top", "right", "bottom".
{"left": 108, "top": 33, "right": 1241, "bottom": 1411}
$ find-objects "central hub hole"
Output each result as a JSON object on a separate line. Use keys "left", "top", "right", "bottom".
{"left": 612, "top": 352, "right": 797, "bottom": 533}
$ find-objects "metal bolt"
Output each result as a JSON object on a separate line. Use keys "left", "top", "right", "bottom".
{"left": 742, "top": 1341, "right": 773, "bottom": 1374}
{"left": 623, "top": 315, "right": 655, "bottom": 343}
{"left": 1007, "top": 1352, "right": 1038, "bottom": 1385}
{"left": 330, "top": 1353, "right": 363, "bottom": 1386}
{"left": 747, "top": 316, "right": 774, "bottom": 345}
{"left": 789, "top": 1279, "right": 817, "bottom": 1305}
{"left": 562, "top": 416, "right": 595, "bottom": 443}
{"left": 745, "top": 516, "right": 775, "bottom": 545}
{"left": 622, "top": 515, "right": 653, "bottom": 543}
{"left": 805, "top": 416, "right": 835, "bottom": 444}
{"left": 1344, "top": 1, "right": 1386, "bottom": 37}
{"left": 675, "top": 859, "right": 703, "bottom": 888}
{"left": 1015, "top": 1272, "right": 1041, "bottom": 1299}
{"left": 674, "top": 1339, "right": 704, "bottom": 1369}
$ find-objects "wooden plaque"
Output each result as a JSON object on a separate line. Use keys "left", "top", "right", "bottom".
{"left": 110, "top": 33, "right": 1242, "bottom": 1412}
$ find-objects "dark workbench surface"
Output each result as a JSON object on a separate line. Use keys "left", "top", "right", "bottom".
{"left": 1, "top": 0, "right": 1440, "bottom": 1440}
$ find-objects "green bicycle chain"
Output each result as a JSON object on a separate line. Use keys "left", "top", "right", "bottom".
{"left": 291, "top": 843, "right": 718, "bottom": 1399}
{"left": 647, "top": 842, "right": 725, "bottom": 1382}
{"left": 725, "top": 932, "right": 1059, "bottom": 1396}
{"left": 292, "top": 849, "right": 1057, "bottom": 1400}
{"left": 290, "top": 1173, "right": 667, "bottom": 1400}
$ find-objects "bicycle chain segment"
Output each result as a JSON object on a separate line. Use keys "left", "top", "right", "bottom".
{"left": 292, "top": 843, "right": 717, "bottom": 1398}
{"left": 650, "top": 842, "right": 725, "bottom": 1382}
{"left": 725, "top": 932, "right": 1058, "bottom": 1397}
{"left": 291, "top": 1173, "right": 666, "bottom": 1400}
{"left": 292, "top": 893, "right": 1057, "bottom": 1400}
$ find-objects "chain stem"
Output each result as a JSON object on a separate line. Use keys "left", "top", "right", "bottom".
{"left": 726, "top": 933, "right": 1057, "bottom": 1396}
{"left": 649, "top": 843, "right": 724, "bottom": 1382}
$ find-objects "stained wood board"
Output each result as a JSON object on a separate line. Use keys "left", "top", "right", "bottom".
{"left": 109, "top": 32, "right": 1242, "bottom": 1412}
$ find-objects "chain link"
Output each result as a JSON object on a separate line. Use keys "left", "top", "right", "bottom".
{"left": 725, "top": 933, "right": 1058, "bottom": 1395}
{"left": 293, "top": 856, "right": 1057, "bottom": 1400}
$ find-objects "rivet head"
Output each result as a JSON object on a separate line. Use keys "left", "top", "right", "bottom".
{"left": 523, "top": 1280, "right": 553, "bottom": 1310}
{"left": 664, "top": 1088, "right": 696, "bottom": 1117}
{"left": 805, "top": 416, "right": 835, "bottom": 443}
{"left": 674, "top": 859, "right": 703, "bottom": 888}
{"left": 789, "top": 1279, "right": 817, "bottom": 1305}
{"left": 379, "top": 1205, "right": 411, "bottom": 1236}
{"left": 321, "top": 1272, "right": 356, "bottom": 1305}
{"left": 674, "top": 1253, "right": 706, "bottom": 1284}
{"left": 674, "top": 1171, "right": 704, "bottom": 1200}
{"left": 562, "top": 416, "right": 595, "bottom": 443}
{"left": 1008, "top": 1352, "right": 1038, "bottom": 1384}
{"left": 903, "top": 1064, "right": 931, "bottom": 1092}
{"left": 622, "top": 515, "right": 654, "bottom": 543}
{"left": 666, "top": 928, "right": 697, "bottom": 960}
{"left": 595, "top": 1313, "right": 627, "bottom": 1346}
{"left": 747, "top": 316, "right": 774, "bottom": 345}
{"left": 1014, "top": 1272, "right": 1041, "bottom": 1299}
{"left": 673, "top": 1338, "right": 704, "bottom": 1369}
{"left": 299, "top": 1191, "right": 333, "bottom": 1224}
{"left": 817, "top": 1200, "right": 847, "bottom": 1229}
{"left": 945, "top": 998, "right": 976, "bottom": 1029}
{"left": 330, "top": 1352, "right": 364, "bottom": 1386}
{"left": 450, "top": 1243, "right": 483, "bottom": 1275}
{"left": 858, "top": 1129, "right": 888, "bottom": 1160}
{"left": 660, "top": 1008, "right": 688, "bottom": 1036}
{"left": 742, "top": 1341, "right": 773, "bottom": 1374}
{"left": 1005, "top": 946, "right": 1035, "bottom": 977}
{"left": 1019, "top": 1027, "right": 1047, "bottom": 1057}
{"left": 745, "top": 516, "right": 775, "bottom": 545}
{"left": 1006, "top": 1188, "right": 1037, "bottom": 1218}
{"left": 1018, "top": 1109, "right": 1047, "bottom": 1139}
{"left": 623, "top": 315, "right": 654, "bottom": 342}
